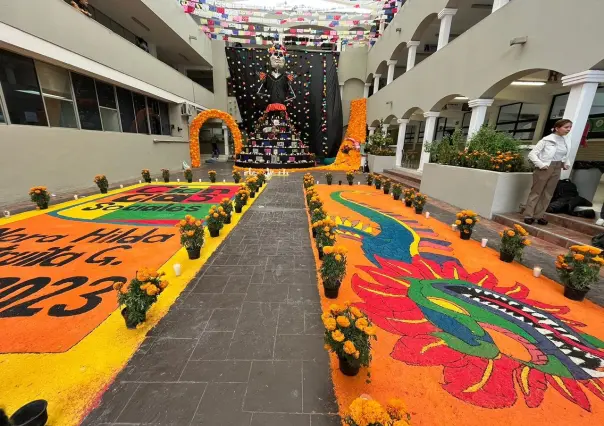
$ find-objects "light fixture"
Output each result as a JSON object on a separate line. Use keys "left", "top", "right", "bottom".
{"left": 42, "top": 93, "right": 73, "bottom": 101}
{"left": 396, "top": 28, "right": 401, "bottom": 33}
{"left": 453, "top": 96, "right": 468, "bottom": 101}
{"left": 16, "top": 89, "right": 41, "bottom": 96}
{"left": 510, "top": 36, "right": 528, "bottom": 46}
{"left": 511, "top": 81, "right": 546, "bottom": 86}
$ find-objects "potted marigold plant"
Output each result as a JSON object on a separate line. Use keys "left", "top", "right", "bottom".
{"left": 316, "top": 218, "right": 337, "bottom": 259}
{"left": 234, "top": 189, "right": 248, "bottom": 213}
{"left": 208, "top": 170, "right": 217, "bottom": 183}
{"left": 323, "top": 303, "right": 377, "bottom": 376}
{"left": 344, "top": 396, "right": 411, "bottom": 426}
{"left": 320, "top": 245, "right": 347, "bottom": 298}
{"left": 178, "top": 215, "right": 204, "bottom": 259}
{"left": 306, "top": 186, "right": 318, "bottom": 204}
{"left": 311, "top": 208, "right": 327, "bottom": 238}
{"left": 257, "top": 171, "right": 266, "bottom": 187}
{"left": 303, "top": 172, "right": 315, "bottom": 189}
{"left": 220, "top": 198, "right": 234, "bottom": 224}
{"left": 115, "top": 268, "right": 168, "bottom": 329}
{"left": 392, "top": 183, "right": 403, "bottom": 201}
{"left": 308, "top": 195, "right": 323, "bottom": 212}
{"left": 161, "top": 168, "right": 170, "bottom": 183}
{"left": 205, "top": 205, "right": 226, "bottom": 237}
{"left": 246, "top": 176, "right": 259, "bottom": 197}
{"left": 232, "top": 170, "right": 241, "bottom": 183}
{"left": 29, "top": 186, "right": 50, "bottom": 210}
{"left": 374, "top": 175, "right": 382, "bottom": 190}
{"left": 141, "top": 169, "right": 151, "bottom": 183}
{"left": 346, "top": 171, "right": 355, "bottom": 185}
{"left": 403, "top": 188, "right": 416, "bottom": 207}
{"left": 412, "top": 193, "right": 427, "bottom": 214}
{"left": 366, "top": 173, "right": 374, "bottom": 186}
{"left": 499, "top": 224, "right": 531, "bottom": 263}
{"left": 326, "top": 172, "right": 333, "bottom": 185}
{"left": 382, "top": 179, "right": 391, "bottom": 195}
{"left": 94, "top": 175, "right": 109, "bottom": 194}
{"left": 239, "top": 185, "right": 250, "bottom": 205}
{"left": 556, "top": 245, "right": 604, "bottom": 301}
{"left": 454, "top": 210, "right": 479, "bottom": 240}
{"left": 184, "top": 168, "right": 193, "bottom": 183}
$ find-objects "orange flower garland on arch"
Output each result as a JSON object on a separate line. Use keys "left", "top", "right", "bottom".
{"left": 189, "top": 109, "right": 243, "bottom": 167}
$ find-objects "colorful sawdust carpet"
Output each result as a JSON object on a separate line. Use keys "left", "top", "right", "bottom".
{"left": 310, "top": 185, "right": 604, "bottom": 425}
{"left": 0, "top": 182, "right": 259, "bottom": 425}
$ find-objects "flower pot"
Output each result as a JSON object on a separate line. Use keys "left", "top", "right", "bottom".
{"left": 145, "top": 178, "right": 151, "bottom": 183}
{"left": 327, "top": 181, "right": 332, "bottom": 186}
{"left": 100, "top": 188, "right": 108, "bottom": 194}
{"left": 163, "top": 178, "right": 169, "bottom": 183}
{"left": 367, "top": 182, "right": 373, "bottom": 186}
{"left": 393, "top": 194, "right": 400, "bottom": 201}
{"left": 338, "top": 355, "right": 360, "bottom": 377}
{"left": 375, "top": 183, "right": 382, "bottom": 190}
{"left": 187, "top": 246, "right": 201, "bottom": 260}
{"left": 234, "top": 178, "right": 240, "bottom": 184}
{"left": 338, "top": 181, "right": 342, "bottom": 185}
{"left": 209, "top": 228, "right": 220, "bottom": 238}
{"left": 224, "top": 215, "right": 232, "bottom": 224}
{"left": 563, "top": 286, "right": 589, "bottom": 302}
{"left": 324, "top": 286, "right": 339, "bottom": 299}
{"left": 318, "top": 246, "right": 324, "bottom": 260}
{"left": 414, "top": 207, "right": 423, "bottom": 214}
{"left": 383, "top": 188, "right": 390, "bottom": 195}
{"left": 348, "top": 182, "right": 353, "bottom": 186}
{"left": 9, "top": 399, "right": 48, "bottom": 426}
{"left": 187, "top": 179, "right": 192, "bottom": 183}
{"left": 460, "top": 230, "right": 472, "bottom": 240}
{"left": 121, "top": 308, "right": 140, "bottom": 329}
{"left": 235, "top": 205, "right": 242, "bottom": 213}
{"left": 250, "top": 191, "right": 256, "bottom": 198}
{"left": 405, "top": 200, "right": 412, "bottom": 207}
{"left": 38, "top": 202, "right": 48, "bottom": 210}
{"left": 312, "top": 228, "right": 317, "bottom": 238}
{"left": 499, "top": 251, "right": 514, "bottom": 263}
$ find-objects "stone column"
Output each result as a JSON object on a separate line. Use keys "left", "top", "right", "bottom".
{"left": 467, "top": 99, "right": 494, "bottom": 141}
{"left": 560, "top": 71, "right": 604, "bottom": 179}
{"left": 368, "top": 127, "right": 376, "bottom": 136}
{"left": 395, "top": 118, "right": 409, "bottom": 167}
{"left": 418, "top": 112, "right": 440, "bottom": 172}
{"left": 373, "top": 74, "right": 382, "bottom": 94}
{"left": 382, "top": 123, "right": 389, "bottom": 135}
{"left": 222, "top": 125, "right": 229, "bottom": 159}
{"left": 406, "top": 41, "right": 420, "bottom": 71}
{"left": 387, "top": 60, "right": 397, "bottom": 85}
{"left": 379, "top": 19, "right": 385, "bottom": 35}
{"left": 364, "top": 83, "right": 372, "bottom": 98}
{"left": 492, "top": 0, "right": 510, "bottom": 13}
{"left": 437, "top": 9, "right": 457, "bottom": 51}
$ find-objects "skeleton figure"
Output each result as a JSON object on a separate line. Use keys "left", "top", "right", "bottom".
{"left": 257, "top": 44, "right": 296, "bottom": 105}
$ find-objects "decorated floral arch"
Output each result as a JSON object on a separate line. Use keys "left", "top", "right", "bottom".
{"left": 189, "top": 109, "right": 243, "bottom": 167}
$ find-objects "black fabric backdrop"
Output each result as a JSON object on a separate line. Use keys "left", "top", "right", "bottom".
{"left": 226, "top": 47, "right": 343, "bottom": 158}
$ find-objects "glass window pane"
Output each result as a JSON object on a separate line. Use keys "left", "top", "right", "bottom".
{"left": 519, "top": 103, "right": 541, "bottom": 121}
{"left": 0, "top": 101, "right": 5, "bottom": 123}
{"left": 0, "top": 49, "right": 48, "bottom": 126}
{"left": 496, "top": 123, "right": 515, "bottom": 132}
{"left": 132, "top": 93, "right": 149, "bottom": 134}
{"left": 36, "top": 62, "right": 73, "bottom": 99}
{"left": 590, "top": 88, "right": 604, "bottom": 116}
{"left": 100, "top": 107, "right": 120, "bottom": 132}
{"left": 96, "top": 81, "right": 117, "bottom": 109}
{"left": 116, "top": 87, "right": 137, "bottom": 133}
{"left": 71, "top": 72, "right": 102, "bottom": 130}
{"left": 45, "top": 97, "right": 77, "bottom": 128}
{"left": 462, "top": 112, "right": 471, "bottom": 127}
{"left": 550, "top": 94, "right": 568, "bottom": 119}
{"left": 158, "top": 101, "right": 171, "bottom": 135}
{"left": 513, "top": 131, "right": 535, "bottom": 140}
{"left": 147, "top": 98, "right": 161, "bottom": 135}
{"left": 498, "top": 103, "right": 521, "bottom": 122}
{"left": 516, "top": 121, "right": 537, "bottom": 131}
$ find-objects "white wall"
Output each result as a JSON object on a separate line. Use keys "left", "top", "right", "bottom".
{"left": 338, "top": 46, "right": 368, "bottom": 83}
{"left": 342, "top": 79, "right": 365, "bottom": 124}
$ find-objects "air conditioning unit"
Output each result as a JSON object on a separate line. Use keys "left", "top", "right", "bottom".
{"left": 180, "top": 103, "right": 194, "bottom": 116}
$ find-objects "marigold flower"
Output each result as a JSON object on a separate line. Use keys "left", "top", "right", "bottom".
{"left": 455, "top": 220, "right": 461, "bottom": 225}
{"left": 589, "top": 247, "right": 602, "bottom": 256}
{"left": 574, "top": 253, "right": 585, "bottom": 261}
{"left": 186, "top": 230, "right": 195, "bottom": 237}
{"left": 343, "top": 340, "right": 356, "bottom": 354}
{"left": 331, "top": 330, "right": 345, "bottom": 342}
{"left": 355, "top": 317, "right": 368, "bottom": 331}
{"left": 364, "top": 326, "right": 377, "bottom": 336}
{"left": 329, "top": 304, "right": 343, "bottom": 314}
{"left": 324, "top": 344, "right": 331, "bottom": 351}
{"left": 387, "top": 399, "right": 408, "bottom": 420}
{"left": 213, "top": 213, "right": 219, "bottom": 218}
{"left": 349, "top": 306, "right": 363, "bottom": 318}
{"left": 323, "top": 246, "right": 334, "bottom": 255}
{"left": 159, "top": 280, "right": 168, "bottom": 289}
{"left": 593, "top": 256, "right": 604, "bottom": 265}
{"left": 465, "top": 218, "right": 473, "bottom": 224}
{"left": 523, "top": 239, "right": 531, "bottom": 246}
{"left": 335, "top": 254, "right": 342, "bottom": 262}
{"left": 336, "top": 315, "right": 351, "bottom": 327}
{"left": 578, "top": 246, "right": 590, "bottom": 253}
{"left": 323, "top": 317, "right": 337, "bottom": 331}
{"left": 195, "top": 220, "right": 201, "bottom": 227}
{"left": 507, "top": 230, "right": 515, "bottom": 237}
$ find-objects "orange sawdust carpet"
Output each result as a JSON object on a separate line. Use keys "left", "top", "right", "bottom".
{"left": 309, "top": 184, "right": 604, "bottom": 426}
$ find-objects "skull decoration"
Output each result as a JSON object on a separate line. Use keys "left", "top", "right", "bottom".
{"left": 269, "top": 44, "right": 286, "bottom": 71}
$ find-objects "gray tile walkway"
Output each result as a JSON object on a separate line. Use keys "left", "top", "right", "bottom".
{"left": 82, "top": 174, "right": 340, "bottom": 426}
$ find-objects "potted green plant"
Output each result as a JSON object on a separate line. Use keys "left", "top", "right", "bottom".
{"left": 382, "top": 179, "right": 391, "bottom": 195}
{"left": 499, "top": 224, "right": 531, "bottom": 263}
{"left": 315, "top": 218, "right": 336, "bottom": 259}
{"left": 323, "top": 303, "right": 377, "bottom": 376}
{"left": 178, "top": 215, "right": 204, "bottom": 259}
{"left": 246, "top": 176, "right": 259, "bottom": 198}
{"left": 115, "top": 268, "right": 168, "bottom": 329}
{"left": 232, "top": 170, "right": 241, "bottom": 183}
{"left": 454, "top": 210, "right": 480, "bottom": 240}
{"left": 366, "top": 173, "right": 374, "bottom": 186}
{"left": 320, "top": 245, "right": 348, "bottom": 298}
{"left": 29, "top": 186, "right": 50, "bottom": 210}
{"left": 412, "top": 193, "right": 427, "bottom": 214}
{"left": 234, "top": 189, "right": 248, "bottom": 213}
{"left": 392, "top": 183, "right": 403, "bottom": 201}
{"left": 208, "top": 170, "right": 217, "bottom": 183}
{"left": 556, "top": 245, "right": 604, "bottom": 301}
{"left": 366, "top": 124, "right": 395, "bottom": 173}
{"left": 346, "top": 171, "right": 354, "bottom": 186}
{"left": 374, "top": 175, "right": 382, "bottom": 190}
{"left": 403, "top": 188, "right": 415, "bottom": 207}
{"left": 205, "top": 205, "right": 226, "bottom": 237}
{"left": 94, "top": 175, "right": 109, "bottom": 194}
{"left": 220, "top": 198, "right": 234, "bottom": 224}
{"left": 141, "top": 169, "right": 151, "bottom": 183}
{"left": 326, "top": 172, "right": 333, "bottom": 185}
{"left": 161, "top": 168, "right": 170, "bottom": 183}
{"left": 184, "top": 168, "right": 193, "bottom": 183}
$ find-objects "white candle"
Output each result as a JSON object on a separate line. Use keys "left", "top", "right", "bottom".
{"left": 120, "top": 184, "right": 124, "bottom": 188}
{"left": 316, "top": 180, "right": 319, "bottom": 185}
{"left": 173, "top": 263, "right": 182, "bottom": 276}
{"left": 357, "top": 182, "right": 360, "bottom": 185}
{"left": 51, "top": 193, "right": 56, "bottom": 197}
{"left": 74, "top": 195, "right": 78, "bottom": 200}
{"left": 425, "top": 212, "right": 430, "bottom": 218}
{"left": 139, "top": 180, "right": 142, "bottom": 184}
{"left": 223, "top": 179, "right": 226, "bottom": 182}
{"left": 177, "top": 178, "right": 180, "bottom": 182}
{"left": 3, "top": 211, "right": 10, "bottom": 218}
{"left": 199, "top": 178, "right": 202, "bottom": 182}
{"left": 481, "top": 238, "right": 488, "bottom": 248}
{"left": 452, "top": 224, "right": 457, "bottom": 231}
{"left": 155, "top": 178, "right": 158, "bottom": 182}
{"left": 533, "top": 266, "right": 542, "bottom": 278}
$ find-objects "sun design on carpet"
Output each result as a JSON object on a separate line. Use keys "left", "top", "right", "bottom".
{"left": 352, "top": 255, "right": 604, "bottom": 411}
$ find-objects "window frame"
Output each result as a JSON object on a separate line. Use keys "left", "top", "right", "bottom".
{"left": 95, "top": 80, "right": 122, "bottom": 132}
{"left": 496, "top": 102, "right": 539, "bottom": 141}
{"left": 0, "top": 75, "right": 9, "bottom": 124}
{"left": 35, "top": 61, "right": 80, "bottom": 129}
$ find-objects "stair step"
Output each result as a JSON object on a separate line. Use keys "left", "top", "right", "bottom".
{"left": 382, "top": 168, "right": 422, "bottom": 185}
{"left": 542, "top": 212, "right": 603, "bottom": 235}
{"left": 493, "top": 212, "right": 595, "bottom": 250}
{"left": 381, "top": 172, "right": 420, "bottom": 190}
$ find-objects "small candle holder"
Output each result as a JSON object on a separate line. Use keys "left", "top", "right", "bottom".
{"left": 3, "top": 211, "right": 10, "bottom": 218}
{"left": 533, "top": 266, "right": 542, "bottom": 278}
{"left": 173, "top": 263, "right": 182, "bottom": 277}
{"left": 425, "top": 212, "right": 430, "bottom": 218}
{"left": 74, "top": 195, "right": 79, "bottom": 200}
{"left": 139, "top": 180, "right": 142, "bottom": 184}
{"left": 481, "top": 238, "right": 488, "bottom": 248}
{"left": 452, "top": 224, "right": 457, "bottom": 231}
{"left": 177, "top": 178, "right": 180, "bottom": 182}
{"left": 120, "top": 184, "right": 124, "bottom": 188}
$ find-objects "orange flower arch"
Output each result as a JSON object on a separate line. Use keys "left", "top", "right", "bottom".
{"left": 189, "top": 109, "right": 242, "bottom": 167}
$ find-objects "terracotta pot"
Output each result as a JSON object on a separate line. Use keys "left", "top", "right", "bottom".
{"left": 500, "top": 251, "right": 514, "bottom": 263}
{"left": 187, "top": 246, "right": 201, "bottom": 260}
{"left": 338, "top": 355, "right": 360, "bottom": 376}
{"left": 563, "top": 286, "right": 589, "bottom": 302}
{"left": 460, "top": 230, "right": 472, "bottom": 240}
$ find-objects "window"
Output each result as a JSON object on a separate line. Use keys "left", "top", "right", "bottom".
{"left": 132, "top": 92, "right": 149, "bottom": 134}
{"left": 116, "top": 87, "right": 137, "bottom": 133}
{"left": 461, "top": 112, "right": 471, "bottom": 137}
{"left": 0, "top": 99, "right": 5, "bottom": 123}
{"left": 96, "top": 81, "right": 120, "bottom": 132}
{"left": 36, "top": 62, "right": 78, "bottom": 128}
{"left": 404, "top": 124, "right": 416, "bottom": 144}
{"left": 158, "top": 101, "right": 171, "bottom": 136}
{"left": 496, "top": 102, "right": 539, "bottom": 141}
{"left": 417, "top": 120, "right": 425, "bottom": 141}
{"left": 148, "top": 97, "right": 161, "bottom": 135}
{"left": 0, "top": 49, "right": 47, "bottom": 126}
{"left": 546, "top": 88, "right": 604, "bottom": 139}
{"left": 71, "top": 72, "right": 102, "bottom": 130}
{"left": 434, "top": 117, "right": 456, "bottom": 141}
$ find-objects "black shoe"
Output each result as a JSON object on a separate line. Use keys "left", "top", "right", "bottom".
{"left": 537, "top": 218, "right": 548, "bottom": 225}
{"left": 524, "top": 218, "right": 535, "bottom": 225}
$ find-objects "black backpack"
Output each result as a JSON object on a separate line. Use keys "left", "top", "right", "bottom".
{"left": 592, "top": 233, "right": 604, "bottom": 249}
{"left": 551, "top": 179, "right": 578, "bottom": 202}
